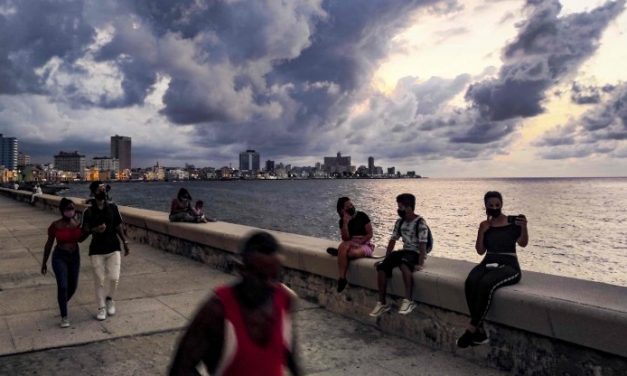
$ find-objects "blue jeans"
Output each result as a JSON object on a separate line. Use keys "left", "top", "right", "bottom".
{"left": 52, "top": 247, "right": 81, "bottom": 317}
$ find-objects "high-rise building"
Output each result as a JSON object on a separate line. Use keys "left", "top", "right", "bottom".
{"left": 368, "top": 156, "right": 375, "bottom": 175}
{"left": 0, "top": 134, "right": 18, "bottom": 171}
{"left": 239, "top": 150, "right": 260, "bottom": 171}
{"left": 265, "top": 160, "right": 275, "bottom": 172}
{"left": 17, "top": 152, "right": 30, "bottom": 168}
{"left": 54, "top": 151, "right": 86, "bottom": 173}
{"left": 111, "top": 135, "right": 132, "bottom": 171}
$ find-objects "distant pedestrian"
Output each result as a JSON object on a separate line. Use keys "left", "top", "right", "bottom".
{"left": 169, "top": 188, "right": 209, "bottom": 223}
{"left": 456, "top": 191, "right": 528, "bottom": 348}
{"left": 41, "top": 198, "right": 85, "bottom": 328}
{"left": 169, "top": 232, "right": 300, "bottom": 376}
{"left": 82, "top": 184, "right": 130, "bottom": 321}
{"left": 369, "top": 193, "right": 431, "bottom": 317}
{"left": 327, "top": 197, "right": 375, "bottom": 292}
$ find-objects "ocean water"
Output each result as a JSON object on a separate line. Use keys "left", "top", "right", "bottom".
{"left": 63, "top": 178, "right": 627, "bottom": 287}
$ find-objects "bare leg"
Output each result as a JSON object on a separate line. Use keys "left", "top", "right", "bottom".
{"left": 400, "top": 264, "right": 414, "bottom": 300}
{"left": 337, "top": 241, "right": 351, "bottom": 279}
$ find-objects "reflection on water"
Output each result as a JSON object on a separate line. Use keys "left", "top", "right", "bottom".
{"left": 64, "top": 178, "right": 627, "bottom": 287}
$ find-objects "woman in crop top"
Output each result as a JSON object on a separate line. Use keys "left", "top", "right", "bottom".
{"left": 326, "top": 197, "right": 375, "bottom": 293}
{"left": 456, "top": 191, "right": 529, "bottom": 348}
{"left": 41, "top": 198, "right": 86, "bottom": 328}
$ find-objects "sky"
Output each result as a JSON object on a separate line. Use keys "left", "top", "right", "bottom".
{"left": 0, "top": 0, "right": 626, "bottom": 177}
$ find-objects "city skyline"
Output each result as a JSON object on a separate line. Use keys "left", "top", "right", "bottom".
{"left": 0, "top": 1, "right": 626, "bottom": 177}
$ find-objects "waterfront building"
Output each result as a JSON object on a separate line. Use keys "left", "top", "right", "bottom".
{"left": 111, "top": 135, "right": 132, "bottom": 171}
{"left": 323, "top": 152, "right": 352, "bottom": 175}
{"left": 54, "top": 151, "right": 86, "bottom": 175}
{"left": 93, "top": 157, "right": 120, "bottom": 173}
{"left": 368, "top": 156, "right": 375, "bottom": 175}
{"left": 239, "top": 150, "right": 260, "bottom": 172}
{"left": 17, "top": 152, "right": 30, "bottom": 168}
{"left": 265, "top": 160, "right": 275, "bottom": 172}
{"left": 0, "top": 134, "right": 18, "bottom": 171}
{"left": 387, "top": 167, "right": 395, "bottom": 176}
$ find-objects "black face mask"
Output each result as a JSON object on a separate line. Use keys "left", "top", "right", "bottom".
{"left": 486, "top": 208, "right": 501, "bottom": 217}
{"left": 346, "top": 207, "right": 356, "bottom": 216}
{"left": 95, "top": 192, "right": 107, "bottom": 201}
{"left": 397, "top": 209, "right": 406, "bottom": 218}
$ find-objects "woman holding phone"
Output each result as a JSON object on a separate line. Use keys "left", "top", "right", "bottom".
{"left": 457, "top": 191, "right": 528, "bottom": 348}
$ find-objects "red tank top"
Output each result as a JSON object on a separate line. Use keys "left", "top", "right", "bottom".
{"left": 214, "top": 284, "right": 291, "bottom": 376}
{"left": 48, "top": 224, "right": 82, "bottom": 244}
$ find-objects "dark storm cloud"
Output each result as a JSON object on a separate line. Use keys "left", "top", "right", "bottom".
{"left": 448, "top": 0, "right": 625, "bottom": 146}
{"left": 0, "top": 0, "right": 95, "bottom": 94}
{"left": 570, "top": 82, "right": 615, "bottom": 105}
{"left": 536, "top": 82, "right": 627, "bottom": 159}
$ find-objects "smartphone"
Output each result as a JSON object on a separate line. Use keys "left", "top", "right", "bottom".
{"left": 507, "top": 215, "right": 517, "bottom": 224}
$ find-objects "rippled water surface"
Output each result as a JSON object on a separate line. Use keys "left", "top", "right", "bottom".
{"left": 64, "top": 178, "right": 627, "bottom": 287}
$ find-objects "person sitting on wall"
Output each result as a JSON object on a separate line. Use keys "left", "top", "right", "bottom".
{"left": 192, "top": 199, "right": 217, "bottom": 223}
{"left": 169, "top": 188, "right": 208, "bottom": 223}
{"left": 30, "top": 184, "right": 43, "bottom": 205}
{"left": 456, "top": 191, "right": 528, "bottom": 348}
{"left": 369, "top": 193, "right": 430, "bottom": 317}
{"left": 326, "top": 197, "right": 375, "bottom": 293}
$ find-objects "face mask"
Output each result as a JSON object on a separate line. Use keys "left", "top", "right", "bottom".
{"left": 397, "top": 209, "right": 406, "bottom": 218}
{"left": 346, "top": 207, "right": 356, "bottom": 216}
{"left": 95, "top": 192, "right": 106, "bottom": 201}
{"left": 63, "top": 209, "right": 75, "bottom": 219}
{"left": 486, "top": 208, "right": 501, "bottom": 217}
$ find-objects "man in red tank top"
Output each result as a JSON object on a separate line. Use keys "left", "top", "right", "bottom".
{"left": 169, "top": 232, "right": 300, "bottom": 376}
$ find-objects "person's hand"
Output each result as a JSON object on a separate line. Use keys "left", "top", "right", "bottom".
{"left": 96, "top": 224, "right": 107, "bottom": 233}
{"left": 342, "top": 211, "right": 352, "bottom": 223}
{"left": 415, "top": 264, "right": 424, "bottom": 271}
{"left": 123, "top": 242, "right": 130, "bottom": 256}
{"left": 41, "top": 264, "right": 47, "bottom": 275}
{"left": 479, "top": 220, "right": 491, "bottom": 233}
{"left": 515, "top": 214, "right": 527, "bottom": 228}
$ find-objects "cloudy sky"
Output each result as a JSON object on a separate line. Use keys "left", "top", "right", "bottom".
{"left": 1, "top": 0, "right": 626, "bottom": 177}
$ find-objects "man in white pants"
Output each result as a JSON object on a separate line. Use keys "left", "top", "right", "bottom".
{"left": 82, "top": 184, "right": 130, "bottom": 320}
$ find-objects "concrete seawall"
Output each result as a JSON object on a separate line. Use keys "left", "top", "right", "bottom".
{"left": 2, "top": 187, "right": 626, "bottom": 375}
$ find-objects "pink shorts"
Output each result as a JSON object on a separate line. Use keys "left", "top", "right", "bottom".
{"left": 350, "top": 240, "right": 375, "bottom": 257}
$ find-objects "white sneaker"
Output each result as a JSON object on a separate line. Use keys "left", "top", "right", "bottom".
{"left": 369, "top": 302, "right": 391, "bottom": 317}
{"left": 96, "top": 307, "right": 107, "bottom": 321}
{"left": 398, "top": 299, "right": 416, "bottom": 315}
{"left": 106, "top": 298, "right": 116, "bottom": 316}
{"left": 60, "top": 317, "right": 70, "bottom": 328}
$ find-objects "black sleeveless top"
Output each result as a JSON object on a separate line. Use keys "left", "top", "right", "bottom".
{"left": 484, "top": 224, "right": 521, "bottom": 254}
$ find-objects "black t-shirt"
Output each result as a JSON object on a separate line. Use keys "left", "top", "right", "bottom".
{"left": 338, "top": 211, "right": 371, "bottom": 237}
{"left": 82, "top": 202, "right": 123, "bottom": 255}
{"left": 484, "top": 224, "right": 522, "bottom": 254}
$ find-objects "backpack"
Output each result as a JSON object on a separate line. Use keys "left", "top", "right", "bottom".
{"left": 396, "top": 216, "right": 434, "bottom": 254}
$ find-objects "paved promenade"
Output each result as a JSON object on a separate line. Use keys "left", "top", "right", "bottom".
{"left": 0, "top": 195, "right": 505, "bottom": 375}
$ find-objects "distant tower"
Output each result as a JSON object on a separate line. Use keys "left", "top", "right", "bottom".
{"left": 111, "top": 135, "right": 132, "bottom": 171}
{"left": 239, "top": 150, "right": 260, "bottom": 172}
{"left": 368, "top": 156, "right": 375, "bottom": 175}
{"left": 0, "top": 134, "right": 18, "bottom": 171}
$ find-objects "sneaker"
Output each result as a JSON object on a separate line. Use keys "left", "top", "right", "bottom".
{"left": 106, "top": 298, "right": 116, "bottom": 316}
{"left": 456, "top": 330, "right": 475, "bottom": 348}
{"left": 398, "top": 299, "right": 416, "bottom": 315}
{"left": 326, "top": 247, "right": 339, "bottom": 256}
{"left": 60, "top": 317, "right": 70, "bottom": 328}
{"left": 96, "top": 307, "right": 107, "bottom": 321}
{"left": 369, "top": 302, "right": 391, "bottom": 317}
{"left": 472, "top": 329, "right": 489, "bottom": 345}
{"left": 337, "top": 278, "right": 348, "bottom": 293}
